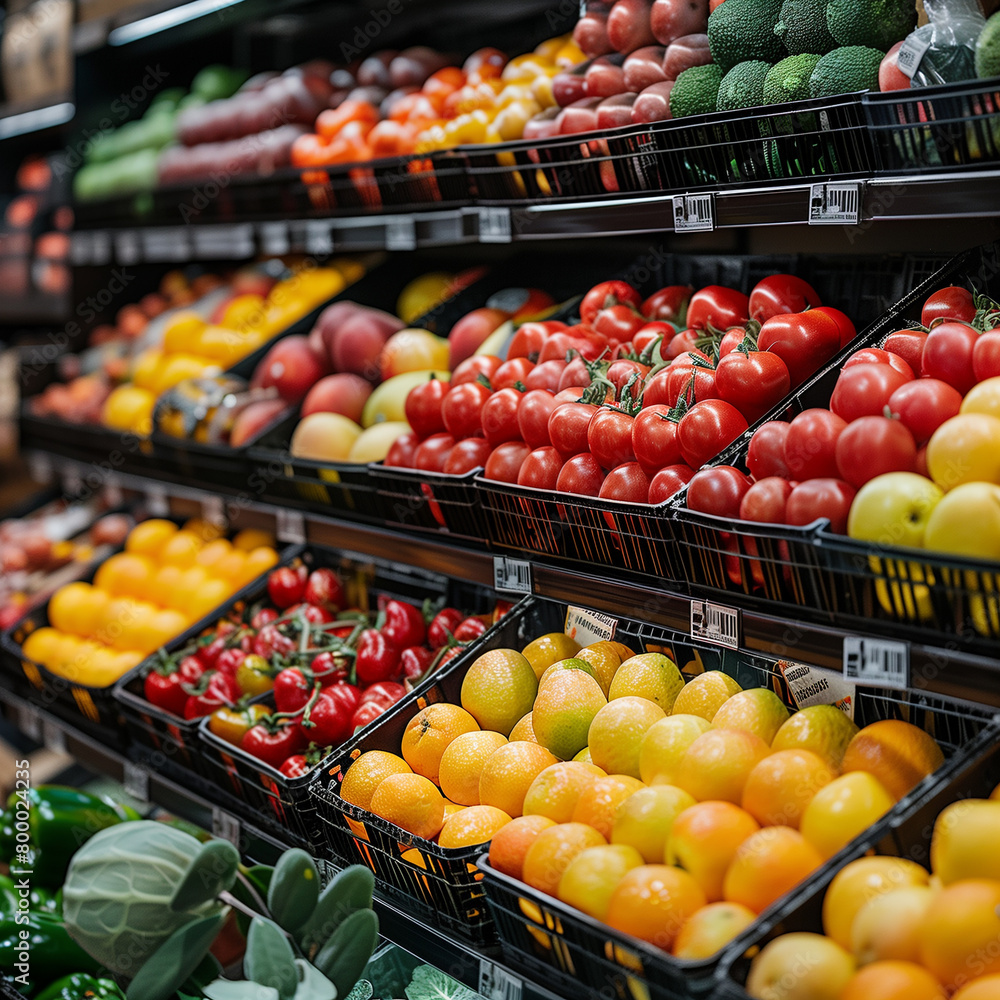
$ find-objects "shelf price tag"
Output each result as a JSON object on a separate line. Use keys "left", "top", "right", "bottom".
{"left": 478, "top": 959, "right": 522, "bottom": 1000}
{"left": 479, "top": 206, "right": 512, "bottom": 243}
{"left": 565, "top": 606, "right": 617, "bottom": 646}
{"left": 122, "top": 761, "right": 150, "bottom": 803}
{"left": 212, "top": 808, "right": 241, "bottom": 847}
{"left": 144, "top": 486, "right": 170, "bottom": 517}
{"left": 201, "top": 495, "right": 227, "bottom": 529}
{"left": 18, "top": 705, "right": 42, "bottom": 743}
{"left": 672, "top": 193, "right": 715, "bottom": 232}
{"left": 142, "top": 228, "right": 191, "bottom": 262}
{"left": 843, "top": 636, "right": 910, "bottom": 690}
{"left": 690, "top": 600, "right": 740, "bottom": 649}
{"left": 305, "top": 220, "right": 334, "bottom": 256}
{"left": 114, "top": 230, "right": 142, "bottom": 265}
{"left": 42, "top": 719, "right": 67, "bottom": 755}
{"left": 808, "top": 182, "right": 862, "bottom": 226}
{"left": 493, "top": 556, "right": 532, "bottom": 596}
{"left": 192, "top": 224, "right": 256, "bottom": 260}
{"left": 276, "top": 508, "right": 306, "bottom": 545}
{"left": 385, "top": 216, "right": 416, "bottom": 251}
{"left": 259, "top": 222, "right": 291, "bottom": 256}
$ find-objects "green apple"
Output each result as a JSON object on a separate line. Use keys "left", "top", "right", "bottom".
{"left": 847, "top": 472, "right": 943, "bottom": 549}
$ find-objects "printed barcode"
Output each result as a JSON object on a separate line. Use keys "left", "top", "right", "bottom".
{"left": 843, "top": 637, "right": 909, "bottom": 690}
{"left": 707, "top": 605, "right": 738, "bottom": 640}
{"left": 479, "top": 960, "right": 522, "bottom": 1000}
{"left": 690, "top": 600, "right": 740, "bottom": 649}
{"left": 673, "top": 193, "right": 715, "bottom": 232}
{"left": 809, "top": 182, "right": 862, "bottom": 225}
{"left": 493, "top": 556, "right": 532, "bottom": 595}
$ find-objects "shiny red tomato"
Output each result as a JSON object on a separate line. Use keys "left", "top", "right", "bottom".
{"left": 556, "top": 453, "right": 605, "bottom": 495}
{"left": 641, "top": 285, "right": 692, "bottom": 324}
{"left": 973, "top": 328, "right": 1000, "bottom": 382}
{"left": 686, "top": 466, "right": 752, "bottom": 517}
{"left": 268, "top": 565, "right": 307, "bottom": 609}
{"left": 667, "top": 358, "right": 718, "bottom": 409}
{"left": 715, "top": 349, "right": 791, "bottom": 423}
{"left": 783, "top": 409, "right": 846, "bottom": 480}
{"left": 274, "top": 667, "right": 313, "bottom": 714}
{"left": 921, "top": 286, "right": 975, "bottom": 328}
{"left": 413, "top": 433, "right": 456, "bottom": 472}
{"left": 580, "top": 280, "right": 642, "bottom": 324}
{"left": 484, "top": 441, "right": 531, "bottom": 482}
{"left": 508, "top": 322, "right": 551, "bottom": 362}
{"left": 883, "top": 329, "right": 928, "bottom": 375}
{"left": 813, "top": 306, "right": 857, "bottom": 349}
{"left": 538, "top": 332, "right": 584, "bottom": 364}
{"left": 548, "top": 401, "right": 598, "bottom": 456}
{"left": 920, "top": 322, "right": 979, "bottom": 394}
{"left": 718, "top": 326, "right": 749, "bottom": 357}
{"left": 785, "top": 479, "right": 856, "bottom": 534}
{"left": 648, "top": 464, "right": 695, "bottom": 503}
{"left": 558, "top": 356, "right": 592, "bottom": 392}
{"left": 835, "top": 415, "right": 917, "bottom": 488}
{"left": 442, "top": 382, "right": 491, "bottom": 438}
{"left": 242, "top": 720, "right": 307, "bottom": 769}
{"left": 482, "top": 387, "right": 525, "bottom": 446}
{"left": 599, "top": 463, "right": 650, "bottom": 502}
{"left": 687, "top": 286, "right": 749, "bottom": 332}
{"left": 664, "top": 329, "right": 702, "bottom": 361}
{"left": 517, "top": 446, "right": 565, "bottom": 489}
{"left": 594, "top": 304, "right": 645, "bottom": 341}
{"left": 632, "top": 405, "right": 683, "bottom": 475}
{"left": 757, "top": 311, "right": 840, "bottom": 388}
{"left": 633, "top": 321, "right": 675, "bottom": 358}
{"left": 888, "top": 379, "right": 963, "bottom": 444}
{"left": 350, "top": 700, "right": 388, "bottom": 732}
{"left": 607, "top": 359, "right": 650, "bottom": 401}
{"left": 443, "top": 437, "right": 492, "bottom": 474}
{"left": 385, "top": 431, "right": 420, "bottom": 468}
{"left": 304, "top": 568, "right": 343, "bottom": 609}
{"left": 748, "top": 274, "right": 821, "bottom": 323}
{"left": 493, "top": 357, "right": 535, "bottom": 391}
{"left": 747, "top": 421, "right": 792, "bottom": 480}
{"left": 280, "top": 755, "right": 313, "bottom": 779}
{"left": 452, "top": 354, "right": 502, "bottom": 386}
{"left": 641, "top": 369, "right": 672, "bottom": 408}
{"left": 405, "top": 377, "right": 448, "bottom": 437}
{"left": 677, "top": 400, "right": 748, "bottom": 470}
{"left": 360, "top": 680, "right": 407, "bottom": 709}
{"left": 588, "top": 407, "right": 636, "bottom": 469}
{"left": 524, "top": 359, "right": 566, "bottom": 392}
{"left": 518, "top": 389, "right": 557, "bottom": 449}
{"left": 843, "top": 348, "right": 913, "bottom": 380}
{"left": 830, "top": 363, "right": 911, "bottom": 423}
{"left": 184, "top": 670, "right": 240, "bottom": 720}
{"left": 739, "top": 477, "right": 792, "bottom": 523}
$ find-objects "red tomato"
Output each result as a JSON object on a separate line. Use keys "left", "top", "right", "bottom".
{"left": 405, "top": 377, "right": 448, "bottom": 437}
{"left": 599, "top": 463, "right": 650, "bottom": 502}
{"left": 748, "top": 274, "right": 821, "bottom": 323}
{"left": 915, "top": 444, "right": 929, "bottom": 478}
{"left": 882, "top": 330, "right": 927, "bottom": 375}
{"left": 144, "top": 665, "right": 191, "bottom": 716}
{"left": 664, "top": 329, "right": 702, "bottom": 361}
{"left": 648, "top": 464, "right": 694, "bottom": 503}
{"left": 641, "top": 285, "right": 692, "bottom": 324}
{"left": 385, "top": 430, "right": 419, "bottom": 468}
{"left": 667, "top": 358, "right": 718, "bottom": 409}
{"left": 518, "top": 389, "right": 556, "bottom": 449}
{"left": 813, "top": 306, "right": 857, "bottom": 349}
{"left": 443, "top": 437, "right": 492, "bottom": 474}
{"left": 268, "top": 566, "right": 307, "bottom": 609}
{"left": 184, "top": 670, "right": 241, "bottom": 720}
{"left": 641, "top": 370, "right": 671, "bottom": 408}
{"left": 300, "top": 687, "right": 357, "bottom": 749}
{"left": 453, "top": 616, "right": 487, "bottom": 641}
{"left": 355, "top": 628, "right": 402, "bottom": 685}
{"left": 280, "top": 755, "right": 312, "bottom": 779}
{"left": 888, "top": 379, "right": 963, "bottom": 444}
{"left": 594, "top": 304, "right": 645, "bottom": 341}
{"left": 484, "top": 441, "right": 531, "bottom": 482}
{"left": 677, "top": 400, "right": 748, "bottom": 470}
{"left": 242, "top": 720, "right": 307, "bottom": 770}
{"left": 548, "top": 401, "right": 598, "bottom": 456}
{"left": 580, "top": 280, "right": 642, "bottom": 324}
{"left": 718, "top": 326, "right": 750, "bottom": 358}
{"left": 757, "top": 311, "right": 840, "bottom": 388}
{"left": 783, "top": 409, "right": 846, "bottom": 480}
{"left": 382, "top": 599, "right": 426, "bottom": 648}
{"left": 921, "top": 322, "right": 979, "bottom": 394}
{"left": 632, "top": 405, "right": 683, "bottom": 474}
{"left": 830, "top": 363, "right": 911, "bottom": 423}
{"left": 973, "top": 329, "right": 1000, "bottom": 382}
{"left": 633, "top": 321, "right": 675, "bottom": 358}
{"left": 509, "top": 322, "right": 555, "bottom": 362}
{"left": 538, "top": 332, "right": 584, "bottom": 364}
{"left": 250, "top": 607, "right": 278, "bottom": 631}
{"left": 452, "top": 355, "right": 502, "bottom": 386}
{"left": 413, "top": 433, "right": 456, "bottom": 472}
{"left": 921, "top": 286, "right": 975, "bottom": 328}
{"left": 493, "top": 357, "right": 535, "bottom": 391}
{"left": 715, "top": 350, "right": 791, "bottom": 424}
{"left": 785, "top": 479, "right": 856, "bottom": 534}
{"left": 686, "top": 466, "right": 753, "bottom": 517}
{"left": 482, "top": 387, "right": 525, "bottom": 446}
{"left": 607, "top": 359, "right": 650, "bottom": 401}
{"left": 305, "top": 567, "right": 344, "bottom": 609}
{"left": 518, "top": 446, "right": 565, "bottom": 489}
{"left": 274, "top": 667, "right": 313, "bottom": 714}
{"left": 442, "top": 382, "right": 491, "bottom": 438}
{"left": 687, "top": 286, "right": 749, "bottom": 332}
{"left": 843, "top": 348, "right": 914, "bottom": 380}
{"left": 588, "top": 407, "right": 636, "bottom": 469}
{"left": 834, "top": 415, "right": 917, "bottom": 488}
{"left": 524, "top": 359, "right": 566, "bottom": 392}
{"left": 740, "top": 477, "right": 793, "bottom": 523}
{"left": 747, "top": 421, "right": 792, "bottom": 480}
{"left": 252, "top": 624, "right": 296, "bottom": 660}
{"left": 556, "top": 453, "right": 605, "bottom": 495}
{"left": 558, "top": 356, "right": 592, "bottom": 391}
{"left": 428, "top": 608, "right": 464, "bottom": 649}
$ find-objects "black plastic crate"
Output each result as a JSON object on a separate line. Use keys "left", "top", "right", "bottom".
{"left": 864, "top": 76, "right": 1000, "bottom": 174}
{"left": 461, "top": 596, "right": 996, "bottom": 1000}
{"left": 719, "top": 720, "right": 1000, "bottom": 999}
{"left": 193, "top": 545, "right": 498, "bottom": 850}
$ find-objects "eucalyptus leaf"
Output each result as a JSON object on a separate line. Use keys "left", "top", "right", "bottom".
{"left": 171, "top": 840, "right": 241, "bottom": 911}
{"left": 126, "top": 910, "right": 227, "bottom": 1000}
{"left": 268, "top": 849, "right": 320, "bottom": 934}
{"left": 298, "top": 866, "right": 374, "bottom": 956}
{"left": 246, "top": 916, "right": 300, "bottom": 1000}
{"left": 293, "top": 959, "right": 338, "bottom": 1000}
{"left": 204, "top": 980, "right": 279, "bottom": 1000}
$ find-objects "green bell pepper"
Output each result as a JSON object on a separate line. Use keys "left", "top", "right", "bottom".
{"left": 0, "top": 875, "right": 58, "bottom": 918}
{"left": 34, "top": 973, "right": 125, "bottom": 1000}
{"left": 0, "top": 912, "right": 103, "bottom": 990}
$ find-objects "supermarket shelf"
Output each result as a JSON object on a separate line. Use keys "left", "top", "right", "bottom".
{"left": 0, "top": 100, "right": 74, "bottom": 142}
{"left": 0, "top": 293, "right": 71, "bottom": 326}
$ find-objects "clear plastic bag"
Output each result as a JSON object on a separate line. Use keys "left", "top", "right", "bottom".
{"left": 900, "top": 0, "right": 986, "bottom": 86}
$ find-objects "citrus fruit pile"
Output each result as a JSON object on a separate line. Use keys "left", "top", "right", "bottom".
{"left": 20, "top": 518, "right": 278, "bottom": 688}
{"left": 745, "top": 791, "right": 1000, "bottom": 1000}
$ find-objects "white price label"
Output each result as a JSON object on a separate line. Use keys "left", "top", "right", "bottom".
{"left": 897, "top": 35, "right": 932, "bottom": 79}
{"left": 114, "top": 230, "right": 142, "bottom": 265}
{"left": 843, "top": 637, "right": 910, "bottom": 690}
{"left": 778, "top": 661, "right": 855, "bottom": 720}
{"left": 809, "top": 182, "right": 862, "bottom": 226}
{"left": 42, "top": 719, "right": 67, "bottom": 754}
{"left": 479, "top": 206, "right": 512, "bottom": 244}
{"left": 478, "top": 960, "right": 522, "bottom": 1000}
{"left": 27, "top": 453, "right": 54, "bottom": 485}
{"left": 385, "top": 216, "right": 416, "bottom": 251}
{"left": 122, "top": 761, "right": 150, "bottom": 802}
{"left": 201, "top": 495, "right": 227, "bottom": 529}
{"left": 142, "top": 228, "right": 191, "bottom": 262}
{"left": 305, "top": 220, "right": 334, "bottom": 256}
{"left": 690, "top": 601, "right": 740, "bottom": 649}
{"left": 493, "top": 556, "right": 532, "bottom": 596}
{"left": 673, "top": 193, "right": 715, "bottom": 233}
{"left": 145, "top": 487, "right": 170, "bottom": 517}
{"left": 565, "top": 606, "right": 617, "bottom": 646}
{"left": 18, "top": 705, "right": 42, "bottom": 743}
{"left": 276, "top": 508, "right": 306, "bottom": 545}
{"left": 70, "top": 232, "right": 94, "bottom": 265}
{"left": 259, "top": 222, "right": 290, "bottom": 256}
{"left": 193, "top": 224, "right": 256, "bottom": 260}
{"left": 212, "top": 808, "right": 241, "bottom": 847}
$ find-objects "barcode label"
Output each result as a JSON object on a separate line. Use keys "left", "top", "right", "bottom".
{"left": 305, "top": 220, "right": 334, "bottom": 256}
{"left": 122, "top": 761, "right": 150, "bottom": 802}
{"left": 479, "top": 960, "right": 522, "bottom": 1000}
{"left": 201, "top": 495, "right": 226, "bottom": 528}
{"left": 385, "top": 216, "right": 416, "bottom": 251}
{"left": 690, "top": 600, "right": 740, "bottom": 649}
{"left": 809, "top": 182, "right": 862, "bottom": 225}
{"left": 18, "top": 705, "right": 42, "bottom": 743}
{"left": 114, "top": 230, "right": 142, "bottom": 265}
{"left": 493, "top": 556, "right": 532, "bottom": 595}
{"left": 259, "top": 222, "right": 290, "bottom": 256}
{"left": 897, "top": 35, "right": 932, "bottom": 79}
{"left": 276, "top": 508, "right": 306, "bottom": 544}
{"left": 565, "top": 606, "right": 617, "bottom": 646}
{"left": 145, "top": 487, "right": 170, "bottom": 517}
{"left": 193, "top": 224, "right": 255, "bottom": 260}
{"left": 844, "top": 637, "right": 909, "bottom": 689}
{"left": 479, "top": 206, "right": 512, "bottom": 243}
{"left": 142, "top": 228, "right": 191, "bottom": 262}
{"left": 212, "top": 808, "right": 241, "bottom": 847}
{"left": 42, "top": 719, "right": 67, "bottom": 754}
{"left": 673, "top": 193, "right": 715, "bottom": 232}
{"left": 778, "top": 660, "right": 855, "bottom": 720}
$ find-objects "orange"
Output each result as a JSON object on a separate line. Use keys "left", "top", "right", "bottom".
{"left": 639, "top": 715, "right": 712, "bottom": 785}
{"left": 920, "top": 879, "right": 1000, "bottom": 990}
{"left": 611, "top": 785, "right": 696, "bottom": 864}
{"left": 479, "top": 741, "right": 559, "bottom": 817}
{"left": 21, "top": 628, "right": 63, "bottom": 667}
{"left": 214, "top": 550, "right": 248, "bottom": 587}
{"left": 340, "top": 751, "right": 412, "bottom": 811}
{"left": 821, "top": 856, "right": 930, "bottom": 950}
{"left": 575, "top": 641, "right": 625, "bottom": 696}
{"left": 460, "top": 649, "right": 538, "bottom": 737}
{"left": 667, "top": 801, "right": 761, "bottom": 902}
{"left": 523, "top": 761, "right": 606, "bottom": 824}
{"left": 588, "top": 697, "right": 666, "bottom": 779}
{"left": 48, "top": 582, "right": 107, "bottom": 637}
{"left": 232, "top": 528, "right": 275, "bottom": 552}
{"left": 139, "top": 609, "right": 189, "bottom": 652}
{"left": 608, "top": 653, "right": 685, "bottom": 712}
{"left": 522, "top": 822, "right": 606, "bottom": 895}
{"left": 741, "top": 749, "right": 835, "bottom": 828}
{"left": 672, "top": 902, "right": 757, "bottom": 960}
{"left": 150, "top": 564, "right": 185, "bottom": 609}
{"left": 159, "top": 530, "right": 203, "bottom": 567}
{"left": 722, "top": 826, "right": 824, "bottom": 914}
{"left": 537, "top": 658, "right": 600, "bottom": 691}
{"left": 840, "top": 961, "right": 946, "bottom": 1000}
{"left": 955, "top": 975, "right": 1000, "bottom": 1000}
{"left": 800, "top": 772, "right": 894, "bottom": 860}
{"left": 369, "top": 772, "right": 445, "bottom": 840}
{"left": 182, "top": 578, "right": 232, "bottom": 623}
{"left": 674, "top": 729, "right": 771, "bottom": 804}
{"left": 711, "top": 688, "right": 789, "bottom": 744}
{"left": 840, "top": 720, "right": 945, "bottom": 801}
{"left": 182, "top": 517, "right": 225, "bottom": 542}
{"left": 439, "top": 730, "right": 508, "bottom": 805}
{"left": 195, "top": 538, "right": 233, "bottom": 572}
{"left": 557, "top": 844, "right": 644, "bottom": 920}
{"left": 571, "top": 774, "right": 645, "bottom": 840}
{"left": 437, "top": 805, "right": 511, "bottom": 848}
{"left": 401, "top": 704, "right": 480, "bottom": 784}
{"left": 488, "top": 815, "right": 556, "bottom": 880}
{"left": 771, "top": 704, "right": 859, "bottom": 770}
{"left": 243, "top": 546, "right": 280, "bottom": 581}
{"left": 125, "top": 519, "right": 177, "bottom": 558}
{"left": 531, "top": 669, "right": 606, "bottom": 760}
{"left": 605, "top": 865, "right": 706, "bottom": 951}
{"left": 94, "top": 553, "right": 156, "bottom": 599}
{"left": 521, "top": 632, "right": 581, "bottom": 680}
{"left": 931, "top": 799, "right": 1000, "bottom": 885}
{"left": 671, "top": 671, "right": 742, "bottom": 722}
{"left": 444, "top": 801, "right": 465, "bottom": 819}
{"left": 509, "top": 712, "right": 537, "bottom": 743}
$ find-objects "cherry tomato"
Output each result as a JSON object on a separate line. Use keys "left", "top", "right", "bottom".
{"left": 835, "top": 415, "right": 917, "bottom": 488}
{"left": 413, "top": 433, "right": 456, "bottom": 473}
{"left": 484, "top": 441, "right": 531, "bottom": 483}
{"left": 304, "top": 567, "right": 344, "bottom": 610}
{"left": 267, "top": 566, "right": 307, "bottom": 609}
{"left": 236, "top": 653, "right": 273, "bottom": 697}
{"left": 280, "top": 755, "right": 313, "bottom": 779}
{"left": 715, "top": 349, "right": 791, "bottom": 424}
{"left": 748, "top": 274, "right": 821, "bottom": 323}
{"left": 381, "top": 600, "right": 426, "bottom": 648}
{"left": 758, "top": 311, "right": 840, "bottom": 388}
{"left": 360, "top": 680, "right": 408, "bottom": 708}
{"left": 242, "top": 718, "right": 307, "bottom": 769}
{"left": 632, "top": 405, "right": 683, "bottom": 475}
{"left": 401, "top": 646, "right": 435, "bottom": 683}
{"left": 581, "top": 280, "right": 642, "bottom": 325}
{"left": 599, "top": 463, "right": 650, "bottom": 502}
{"left": 882, "top": 330, "right": 927, "bottom": 376}
{"left": 517, "top": 390, "right": 556, "bottom": 449}
{"left": 594, "top": 304, "right": 645, "bottom": 341}
{"left": 783, "top": 409, "right": 846, "bottom": 480}
{"left": 452, "top": 355, "right": 502, "bottom": 386}
{"left": 648, "top": 464, "right": 695, "bottom": 503}
{"left": 493, "top": 357, "right": 535, "bottom": 391}
{"left": 888, "top": 379, "right": 963, "bottom": 444}
{"left": 428, "top": 608, "right": 464, "bottom": 649}
{"left": 210, "top": 704, "right": 269, "bottom": 746}
{"left": 524, "top": 360, "right": 567, "bottom": 392}
{"left": 588, "top": 407, "right": 636, "bottom": 469}
{"left": 641, "top": 285, "right": 692, "bottom": 324}
{"left": 921, "top": 322, "right": 979, "bottom": 394}
{"left": 355, "top": 628, "right": 402, "bottom": 684}
{"left": 309, "top": 652, "right": 348, "bottom": 684}
{"left": 973, "top": 328, "right": 1000, "bottom": 383}
{"left": 144, "top": 658, "right": 200, "bottom": 716}
{"left": 287, "top": 603, "right": 334, "bottom": 626}
{"left": 299, "top": 687, "right": 357, "bottom": 749}
{"left": 251, "top": 607, "right": 279, "bottom": 630}
{"left": 405, "top": 377, "right": 449, "bottom": 437}
{"left": 196, "top": 623, "right": 236, "bottom": 668}
{"left": 453, "top": 617, "right": 487, "bottom": 641}
{"left": 785, "top": 479, "right": 856, "bottom": 534}
{"left": 482, "top": 387, "right": 526, "bottom": 446}
{"left": 687, "top": 286, "right": 750, "bottom": 332}
{"left": 443, "top": 437, "right": 492, "bottom": 475}
{"left": 747, "top": 421, "right": 792, "bottom": 480}
{"left": 385, "top": 431, "right": 420, "bottom": 468}
{"left": 677, "top": 400, "right": 748, "bottom": 469}
{"left": 252, "top": 623, "right": 297, "bottom": 660}
{"left": 740, "top": 477, "right": 793, "bottom": 523}
{"left": 215, "top": 647, "right": 245, "bottom": 677}
{"left": 548, "top": 401, "right": 598, "bottom": 456}
{"left": 517, "top": 446, "right": 565, "bottom": 489}
{"left": 556, "top": 453, "right": 605, "bottom": 495}
{"left": 921, "top": 286, "right": 975, "bottom": 328}
{"left": 351, "top": 700, "right": 388, "bottom": 733}
{"left": 686, "top": 466, "right": 752, "bottom": 517}
{"left": 813, "top": 306, "right": 857, "bottom": 349}
{"left": 830, "top": 363, "right": 911, "bottom": 423}
{"left": 442, "top": 382, "right": 491, "bottom": 439}
{"left": 184, "top": 670, "right": 240, "bottom": 719}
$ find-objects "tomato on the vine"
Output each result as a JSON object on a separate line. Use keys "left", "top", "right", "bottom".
{"left": 594, "top": 304, "right": 645, "bottom": 341}
{"left": 921, "top": 286, "right": 975, "bottom": 328}
{"left": 215, "top": 647, "right": 245, "bottom": 677}
{"left": 581, "top": 280, "right": 642, "bottom": 324}
{"left": 666, "top": 357, "right": 718, "bottom": 409}
{"left": 210, "top": 704, "right": 269, "bottom": 746}
{"left": 280, "top": 754, "right": 313, "bottom": 779}
{"left": 251, "top": 607, "right": 279, "bottom": 630}
{"left": 242, "top": 719, "right": 307, "bottom": 770}
{"left": 184, "top": 670, "right": 240, "bottom": 719}
{"left": 274, "top": 667, "right": 314, "bottom": 714}
{"left": 252, "top": 623, "right": 296, "bottom": 660}
{"left": 267, "top": 566, "right": 307, "bottom": 609}
{"left": 404, "top": 377, "right": 448, "bottom": 437}
{"left": 715, "top": 349, "right": 791, "bottom": 424}
{"left": 633, "top": 322, "right": 675, "bottom": 358}
{"left": 687, "top": 286, "right": 750, "bottom": 332}
{"left": 641, "top": 285, "right": 692, "bottom": 324}
{"left": 677, "top": 400, "right": 748, "bottom": 470}
{"left": 632, "top": 405, "right": 683, "bottom": 475}
{"left": 235, "top": 653, "right": 273, "bottom": 697}
{"left": 757, "top": 311, "right": 840, "bottom": 388}
{"left": 299, "top": 687, "right": 357, "bottom": 749}
{"left": 355, "top": 628, "right": 401, "bottom": 685}
{"left": 453, "top": 617, "right": 487, "bottom": 641}
{"left": 428, "top": 608, "right": 464, "bottom": 649}
{"left": 748, "top": 274, "right": 821, "bottom": 323}
{"left": 588, "top": 407, "right": 636, "bottom": 470}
